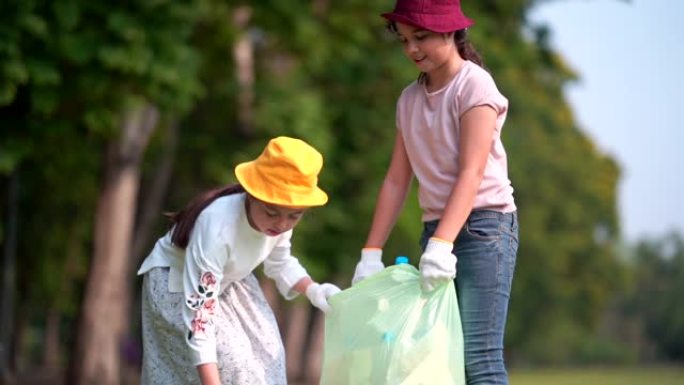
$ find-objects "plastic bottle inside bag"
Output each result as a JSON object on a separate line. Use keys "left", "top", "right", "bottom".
{"left": 376, "top": 256, "right": 411, "bottom": 312}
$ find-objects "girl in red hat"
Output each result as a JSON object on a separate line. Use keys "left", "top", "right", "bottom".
{"left": 138, "top": 137, "right": 340, "bottom": 385}
{"left": 352, "top": 1, "right": 519, "bottom": 384}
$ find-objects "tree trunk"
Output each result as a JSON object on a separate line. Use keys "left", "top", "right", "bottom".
{"left": 130, "top": 119, "right": 179, "bottom": 263}
{"left": 284, "top": 302, "right": 310, "bottom": 381}
{"left": 8, "top": 302, "right": 29, "bottom": 383}
{"left": 232, "top": 5, "right": 254, "bottom": 136}
{"left": 70, "top": 104, "right": 158, "bottom": 385}
{"left": 303, "top": 311, "right": 325, "bottom": 384}
{"left": 1, "top": 170, "right": 19, "bottom": 384}
{"left": 126, "top": 119, "right": 179, "bottom": 371}
{"left": 43, "top": 308, "right": 61, "bottom": 370}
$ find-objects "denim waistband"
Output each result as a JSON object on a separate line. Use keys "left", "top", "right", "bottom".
{"left": 424, "top": 210, "right": 517, "bottom": 228}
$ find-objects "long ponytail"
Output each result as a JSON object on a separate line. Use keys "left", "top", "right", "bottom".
{"left": 167, "top": 184, "right": 246, "bottom": 249}
{"left": 454, "top": 29, "right": 484, "bottom": 68}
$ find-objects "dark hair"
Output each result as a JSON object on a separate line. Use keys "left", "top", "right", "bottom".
{"left": 454, "top": 29, "right": 483, "bottom": 67}
{"left": 167, "top": 184, "right": 246, "bottom": 249}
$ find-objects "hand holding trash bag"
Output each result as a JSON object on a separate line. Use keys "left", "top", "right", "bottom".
{"left": 306, "top": 283, "right": 341, "bottom": 314}
{"left": 419, "top": 237, "right": 457, "bottom": 291}
{"left": 320, "top": 261, "right": 466, "bottom": 385}
{"left": 351, "top": 248, "right": 385, "bottom": 285}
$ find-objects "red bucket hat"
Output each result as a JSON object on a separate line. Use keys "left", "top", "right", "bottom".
{"left": 381, "top": 0, "right": 474, "bottom": 33}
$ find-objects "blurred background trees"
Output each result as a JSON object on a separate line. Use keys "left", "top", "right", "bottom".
{"left": 1, "top": 0, "right": 682, "bottom": 384}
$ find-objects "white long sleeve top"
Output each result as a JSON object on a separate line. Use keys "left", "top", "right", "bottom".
{"left": 137, "top": 192, "right": 310, "bottom": 365}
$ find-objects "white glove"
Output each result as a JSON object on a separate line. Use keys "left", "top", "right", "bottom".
{"left": 305, "top": 283, "right": 341, "bottom": 314}
{"left": 351, "top": 248, "right": 385, "bottom": 285}
{"left": 419, "top": 237, "right": 457, "bottom": 292}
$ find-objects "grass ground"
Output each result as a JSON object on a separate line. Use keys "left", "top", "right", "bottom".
{"left": 510, "top": 366, "right": 684, "bottom": 385}
{"left": 9, "top": 365, "right": 684, "bottom": 384}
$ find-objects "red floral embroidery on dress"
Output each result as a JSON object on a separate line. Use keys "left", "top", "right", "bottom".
{"left": 201, "top": 272, "right": 217, "bottom": 286}
{"left": 186, "top": 272, "right": 218, "bottom": 341}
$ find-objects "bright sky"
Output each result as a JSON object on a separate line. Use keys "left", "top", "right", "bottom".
{"left": 529, "top": 0, "right": 684, "bottom": 241}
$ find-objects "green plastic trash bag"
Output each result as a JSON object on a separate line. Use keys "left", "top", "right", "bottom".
{"left": 320, "top": 263, "right": 465, "bottom": 385}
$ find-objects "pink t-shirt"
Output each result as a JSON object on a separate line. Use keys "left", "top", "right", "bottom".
{"left": 397, "top": 60, "right": 516, "bottom": 221}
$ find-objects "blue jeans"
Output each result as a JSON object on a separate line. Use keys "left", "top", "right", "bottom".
{"left": 420, "top": 210, "right": 518, "bottom": 385}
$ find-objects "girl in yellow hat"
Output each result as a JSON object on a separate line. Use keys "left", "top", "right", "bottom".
{"left": 137, "top": 136, "right": 340, "bottom": 385}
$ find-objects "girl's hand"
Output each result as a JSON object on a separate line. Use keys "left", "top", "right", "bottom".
{"left": 305, "top": 283, "right": 341, "bottom": 314}
{"left": 419, "top": 237, "right": 457, "bottom": 291}
{"left": 351, "top": 248, "right": 385, "bottom": 285}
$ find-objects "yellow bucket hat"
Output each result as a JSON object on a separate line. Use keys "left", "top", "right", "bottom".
{"left": 235, "top": 136, "right": 328, "bottom": 207}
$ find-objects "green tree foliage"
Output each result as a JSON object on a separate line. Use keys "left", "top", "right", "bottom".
{"left": 623, "top": 233, "right": 684, "bottom": 362}
{"left": 0, "top": 0, "right": 207, "bottom": 378}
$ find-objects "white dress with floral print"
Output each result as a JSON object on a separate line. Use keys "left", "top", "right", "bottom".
{"left": 141, "top": 267, "right": 287, "bottom": 384}
{"left": 137, "top": 193, "right": 310, "bottom": 384}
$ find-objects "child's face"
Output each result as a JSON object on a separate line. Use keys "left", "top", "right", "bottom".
{"left": 246, "top": 197, "right": 306, "bottom": 236}
{"left": 394, "top": 22, "right": 456, "bottom": 74}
